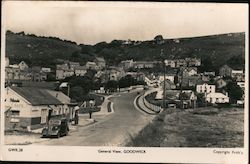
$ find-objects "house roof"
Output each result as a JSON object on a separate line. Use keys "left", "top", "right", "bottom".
{"left": 165, "top": 90, "right": 180, "bottom": 100}
{"left": 21, "top": 81, "right": 58, "bottom": 90}
{"left": 196, "top": 80, "right": 215, "bottom": 85}
{"left": 46, "top": 90, "right": 70, "bottom": 104}
{"left": 206, "top": 92, "right": 228, "bottom": 98}
{"left": 95, "top": 57, "right": 105, "bottom": 62}
{"left": 74, "top": 66, "right": 87, "bottom": 70}
{"left": 10, "top": 87, "right": 63, "bottom": 105}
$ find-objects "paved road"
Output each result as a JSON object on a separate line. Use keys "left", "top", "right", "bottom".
{"left": 35, "top": 89, "right": 155, "bottom": 146}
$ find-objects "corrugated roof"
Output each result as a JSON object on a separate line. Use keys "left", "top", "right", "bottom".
{"left": 10, "top": 87, "right": 63, "bottom": 105}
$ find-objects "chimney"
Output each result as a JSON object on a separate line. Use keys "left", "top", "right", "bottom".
{"left": 225, "top": 92, "right": 228, "bottom": 97}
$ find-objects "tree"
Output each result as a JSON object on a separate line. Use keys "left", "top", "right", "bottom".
{"left": 225, "top": 81, "right": 243, "bottom": 103}
{"left": 71, "top": 51, "right": 80, "bottom": 62}
{"left": 118, "top": 75, "right": 136, "bottom": 88}
{"left": 199, "top": 57, "right": 214, "bottom": 72}
{"left": 226, "top": 55, "right": 245, "bottom": 70}
{"left": 70, "top": 86, "right": 85, "bottom": 102}
{"left": 105, "top": 80, "right": 118, "bottom": 92}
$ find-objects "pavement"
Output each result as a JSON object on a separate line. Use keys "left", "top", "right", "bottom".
{"left": 133, "top": 87, "right": 162, "bottom": 115}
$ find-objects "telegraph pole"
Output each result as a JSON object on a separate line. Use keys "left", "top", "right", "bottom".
{"left": 161, "top": 49, "right": 166, "bottom": 110}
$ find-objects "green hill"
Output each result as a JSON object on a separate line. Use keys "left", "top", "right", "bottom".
{"left": 5, "top": 30, "right": 245, "bottom": 70}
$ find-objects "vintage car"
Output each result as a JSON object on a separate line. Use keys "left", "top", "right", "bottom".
{"left": 42, "top": 117, "right": 69, "bottom": 138}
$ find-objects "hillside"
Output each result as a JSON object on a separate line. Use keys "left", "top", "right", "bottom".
{"left": 5, "top": 30, "right": 245, "bottom": 70}
{"left": 6, "top": 31, "right": 81, "bottom": 68}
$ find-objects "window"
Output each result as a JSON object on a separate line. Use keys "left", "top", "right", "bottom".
{"left": 11, "top": 110, "right": 20, "bottom": 117}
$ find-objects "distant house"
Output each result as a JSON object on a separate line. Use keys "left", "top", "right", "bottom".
{"left": 181, "top": 76, "right": 201, "bottom": 87}
{"left": 219, "top": 65, "right": 232, "bottom": 77}
{"left": 94, "top": 57, "right": 106, "bottom": 69}
{"left": 5, "top": 61, "right": 47, "bottom": 82}
{"left": 203, "top": 71, "right": 216, "bottom": 76}
{"left": 165, "top": 80, "right": 176, "bottom": 90}
{"left": 179, "top": 90, "right": 197, "bottom": 108}
{"left": 201, "top": 75, "right": 211, "bottom": 82}
{"left": 176, "top": 59, "right": 187, "bottom": 68}
{"left": 181, "top": 67, "right": 198, "bottom": 77}
{"left": 18, "top": 61, "right": 29, "bottom": 70}
{"left": 68, "top": 61, "right": 80, "bottom": 70}
{"left": 163, "top": 90, "right": 197, "bottom": 108}
{"left": 237, "top": 82, "right": 245, "bottom": 90}
{"left": 231, "top": 70, "right": 244, "bottom": 82}
{"left": 133, "top": 61, "right": 158, "bottom": 69}
{"left": 41, "top": 67, "right": 51, "bottom": 73}
{"left": 108, "top": 68, "right": 126, "bottom": 81}
{"left": 86, "top": 61, "right": 98, "bottom": 70}
{"left": 95, "top": 71, "right": 104, "bottom": 79}
{"left": 5, "top": 67, "right": 20, "bottom": 80}
{"left": 74, "top": 66, "right": 87, "bottom": 76}
{"left": 4, "top": 87, "right": 73, "bottom": 131}
{"left": 159, "top": 70, "right": 177, "bottom": 83}
{"left": 196, "top": 82, "right": 216, "bottom": 94}
{"left": 165, "top": 59, "right": 176, "bottom": 68}
{"left": 56, "top": 63, "right": 69, "bottom": 70}
{"left": 216, "top": 78, "right": 227, "bottom": 89}
{"left": 56, "top": 63, "right": 74, "bottom": 79}
{"left": 165, "top": 58, "right": 201, "bottom": 68}
{"left": 206, "top": 92, "right": 229, "bottom": 104}
{"left": 186, "top": 58, "right": 201, "bottom": 67}
{"left": 56, "top": 69, "right": 74, "bottom": 80}
{"left": 120, "top": 59, "right": 134, "bottom": 70}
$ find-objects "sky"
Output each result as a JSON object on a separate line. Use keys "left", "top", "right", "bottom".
{"left": 3, "top": 1, "right": 248, "bottom": 45}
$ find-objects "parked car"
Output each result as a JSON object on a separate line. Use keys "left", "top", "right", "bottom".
{"left": 42, "top": 117, "right": 69, "bottom": 138}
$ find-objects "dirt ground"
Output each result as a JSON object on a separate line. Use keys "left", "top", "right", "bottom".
{"left": 127, "top": 107, "right": 244, "bottom": 147}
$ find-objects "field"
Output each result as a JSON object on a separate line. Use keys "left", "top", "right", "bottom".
{"left": 127, "top": 107, "right": 244, "bottom": 147}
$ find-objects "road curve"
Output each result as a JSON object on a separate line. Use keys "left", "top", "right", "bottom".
{"left": 35, "top": 90, "right": 155, "bottom": 146}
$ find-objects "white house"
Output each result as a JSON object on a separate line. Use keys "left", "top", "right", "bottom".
{"left": 158, "top": 75, "right": 175, "bottom": 83}
{"left": 206, "top": 92, "right": 229, "bottom": 104}
{"left": 41, "top": 67, "right": 51, "bottom": 73}
{"left": 86, "top": 61, "right": 99, "bottom": 70}
{"left": 18, "top": 61, "right": 29, "bottom": 70}
{"left": 237, "top": 82, "right": 245, "bottom": 90}
{"left": 4, "top": 87, "right": 72, "bottom": 131}
{"left": 182, "top": 67, "right": 198, "bottom": 77}
{"left": 196, "top": 83, "right": 216, "bottom": 94}
{"left": 74, "top": 66, "right": 87, "bottom": 76}
{"left": 95, "top": 57, "right": 106, "bottom": 69}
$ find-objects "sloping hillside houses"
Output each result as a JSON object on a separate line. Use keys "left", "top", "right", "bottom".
{"left": 5, "top": 60, "right": 49, "bottom": 82}
{"left": 165, "top": 58, "right": 201, "bottom": 68}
